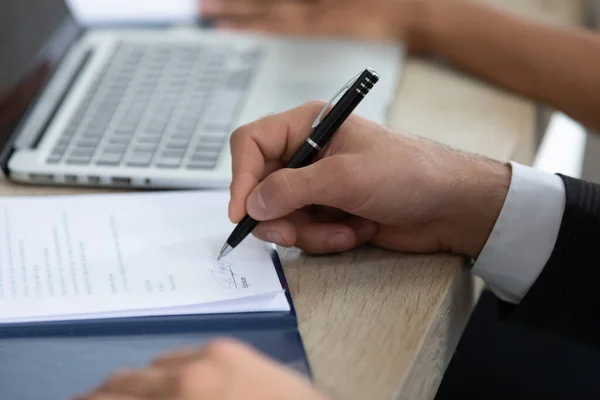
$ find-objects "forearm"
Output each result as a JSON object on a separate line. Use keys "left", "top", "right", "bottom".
{"left": 412, "top": 0, "right": 600, "bottom": 130}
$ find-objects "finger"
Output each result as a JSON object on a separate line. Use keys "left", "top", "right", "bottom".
{"left": 152, "top": 339, "right": 258, "bottom": 369}
{"left": 72, "top": 394, "right": 141, "bottom": 400}
{"left": 94, "top": 367, "right": 175, "bottom": 398}
{"left": 246, "top": 156, "right": 352, "bottom": 221}
{"left": 214, "top": 0, "right": 360, "bottom": 37}
{"left": 251, "top": 210, "right": 312, "bottom": 246}
{"left": 344, "top": 216, "right": 379, "bottom": 244}
{"left": 228, "top": 101, "right": 325, "bottom": 222}
{"left": 176, "top": 361, "right": 225, "bottom": 400}
{"left": 310, "top": 205, "right": 349, "bottom": 221}
{"left": 201, "top": 0, "right": 271, "bottom": 19}
{"left": 151, "top": 347, "right": 205, "bottom": 369}
{"left": 215, "top": 2, "right": 317, "bottom": 35}
{"left": 228, "top": 159, "right": 281, "bottom": 222}
{"left": 254, "top": 213, "right": 377, "bottom": 253}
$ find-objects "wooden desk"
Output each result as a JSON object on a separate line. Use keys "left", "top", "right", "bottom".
{"left": 286, "top": 2, "right": 584, "bottom": 400}
{"left": 0, "top": 1, "right": 585, "bottom": 399}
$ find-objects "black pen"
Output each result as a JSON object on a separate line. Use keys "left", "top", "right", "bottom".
{"left": 217, "top": 68, "right": 380, "bottom": 260}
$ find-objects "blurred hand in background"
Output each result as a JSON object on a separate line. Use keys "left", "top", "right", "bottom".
{"left": 200, "top": 0, "right": 429, "bottom": 49}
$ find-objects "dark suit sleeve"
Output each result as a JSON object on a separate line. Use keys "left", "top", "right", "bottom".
{"left": 498, "top": 174, "right": 600, "bottom": 348}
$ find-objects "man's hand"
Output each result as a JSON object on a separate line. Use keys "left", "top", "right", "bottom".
{"left": 75, "top": 339, "right": 330, "bottom": 400}
{"left": 200, "top": 0, "right": 430, "bottom": 47}
{"left": 229, "top": 101, "right": 511, "bottom": 259}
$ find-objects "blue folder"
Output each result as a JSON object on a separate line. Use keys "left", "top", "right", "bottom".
{"left": 0, "top": 251, "right": 310, "bottom": 400}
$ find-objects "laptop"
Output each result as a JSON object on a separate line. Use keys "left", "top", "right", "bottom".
{"left": 0, "top": 0, "right": 404, "bottom": 189}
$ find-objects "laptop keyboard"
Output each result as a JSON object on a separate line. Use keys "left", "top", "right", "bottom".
{"left": 47, "top": 41, "right": 260, "bottom": 170}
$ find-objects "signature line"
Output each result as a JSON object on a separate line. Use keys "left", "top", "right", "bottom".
{"left": 227, "top": 263, "right": 238, "bottom": 289}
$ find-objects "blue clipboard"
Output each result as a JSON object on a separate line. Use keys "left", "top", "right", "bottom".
{"left": 0, "top": 250, "right": 310, "bottom": 400}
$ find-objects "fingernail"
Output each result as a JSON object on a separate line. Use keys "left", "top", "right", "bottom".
{"left": 247, "top": 189, "right": 268, "bottom": 219}
{"left": 329, "top": 233, "right": 349, "bottom": 250}
{"left": 266, "top": 231, "right": 284, "bottom": 245}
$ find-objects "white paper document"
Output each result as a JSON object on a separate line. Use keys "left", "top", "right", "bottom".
{"left": 0, "top": 191, "right": 289, "bottom": 323}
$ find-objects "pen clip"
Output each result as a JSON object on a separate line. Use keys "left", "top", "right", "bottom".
{"left": 311, "top": 71, "right": 362, "bottom": 128}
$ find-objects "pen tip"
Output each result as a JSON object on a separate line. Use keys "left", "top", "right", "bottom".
{"left": 217, "top": 243, "right": 233, "bottom": 261}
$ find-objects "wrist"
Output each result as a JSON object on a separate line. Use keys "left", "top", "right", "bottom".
{"left": 439, "top": 156, "right": 511, "bottom": 259}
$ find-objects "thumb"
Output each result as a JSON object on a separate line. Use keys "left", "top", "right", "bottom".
{"left": 246, "top": 158, "right": 349, "bottom": 221}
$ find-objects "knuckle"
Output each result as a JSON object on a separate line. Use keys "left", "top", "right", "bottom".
{"left": 304, "top": 99, "right": 327, "bottom": 109}
{"left": 103, "top": 369, "right": 133, "bottom": 387}
{"left": 202, "top": 338, "right": 243, "bottom": 361}
{"left": 229, "top": 125, "right": 246, "bottom": 146}
{"left": 302, "top": 100, "right": 327, "bottom": 115}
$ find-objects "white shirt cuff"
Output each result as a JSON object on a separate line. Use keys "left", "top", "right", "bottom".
{"left": 471, "top": 162, "right": 566, "bottom": 304}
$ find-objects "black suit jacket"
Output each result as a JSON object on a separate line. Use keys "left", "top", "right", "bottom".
{"left": 499, "top": 174, "right": 600, "bottom": 349}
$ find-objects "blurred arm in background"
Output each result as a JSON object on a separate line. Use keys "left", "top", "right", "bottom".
{"left": 65, "top": 0, "right": 199, "bottom": 25}
{"left": 201, "top": 0, "right": 600, "bottom": 131}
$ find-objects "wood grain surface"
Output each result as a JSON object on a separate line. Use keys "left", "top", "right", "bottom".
{"left": 0, "top": 1, "right": 584, "bottom": 399}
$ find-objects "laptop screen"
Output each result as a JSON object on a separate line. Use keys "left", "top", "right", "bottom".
{"left": 0, "top": 0, "right": 80, "bottom": 150}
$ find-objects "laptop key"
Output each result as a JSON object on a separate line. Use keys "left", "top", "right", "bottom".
{"left": 171, "top": 132, "right": 193, "bottom": 140}
{"left": 122, "top": 114, "right": 142, "bottom": 124}
{"left": 151, "top": 112, "right": 171, "bottom": 121}
{"left": 56, "top": 137, "right": 71, "bottom": 147}
{"left": 137, "top": 136, "right": 161, "bottom": 145}
{"left": 96, "top": 152, "right": 123, "bottom": 166}
{"left": 146, "top": 123, "right": 169, "bottom": 133}
{"left": 156, "top": 158, "right": 182, "bottom": 169}
{"left": 69, "top": 148, "right": 95, "bottom": 158}
{"left": 47, "top": 152, "right": 63, "bottom": 164}
{"left": 205, "top": 94, "right": 241, "bottom": 129}
{"left": 114, "top": 128, "right": 135, "bottom": 136}
{"left": 108, "top": 136, "right": 131, "bottom": 145}
{"left": 132, "top": 143, "right": 157, "bottom": 152}
{"left": 145, "top": 124, "right": 167, "bottom": 134}
{"left": 63, "top": 127, "right": 78, "bottom": 137}
{"left": 156, "top": 150, "right": 185, "bottom": 168}
{"left": 190, "top": 152, "right": 218, "bottom": 163}
{"left": 66, "top": 156, "right": 92, "bottom": 165}
{"left": 165, "top": 140, "right": 189, "bottom": 151}
{"left": 196, "top": 141, "right": 223, "bottom": 152}
{"left": 193, "top": 151, "right": 221, "bottom": 161}
{"left": 75, "top": 139, "right": 100, "bottom": 148}
{"left": 52, "top": 143, "right": 67, "bottom": 153}
{"left": 71, "top": 143, "right": 92, "bottom": 153}
{"left": 160, "top": 150, "right": 185, "bottom": 158}
{"left": 187, "top": 160, "right": 215, "bottom": 170}
{"left": 199, "top": 133, "right": 225, "bottom": 143}
{"left": 176, "top": 120, "right": 197, "bottom": 131}
{"left": 103, "top": 144, "right": 127, "bottom": 154}
{"left": 126, "top": 151, "right": 154, "bottom": 167}
{"left": 226, "top": 69, "right": 252, "bottom": 90}
{"left": 80, "top": 130, "right": 104, "bottom": 139}
{"left": 53, "top": 141, "right": 68, "bottom": 151}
